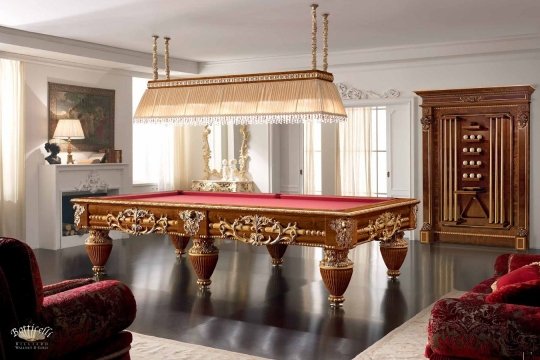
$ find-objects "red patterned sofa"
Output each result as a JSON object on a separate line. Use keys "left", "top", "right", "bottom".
{"left": 0, "top": 237, "right": 136, "bottom": 360}
{"left": 425, "top": 253, "right": 540, "bottom": 359}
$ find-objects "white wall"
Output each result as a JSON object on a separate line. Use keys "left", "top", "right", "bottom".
{"left": 200, "top": 50, "right": 540, "bottom": 249}
{"left": 24, "top": 61, "right": 134, "bottom": 248}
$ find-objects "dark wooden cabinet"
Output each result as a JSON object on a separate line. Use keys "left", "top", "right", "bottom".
{"left": 415, "top": 86, "right": 534, "bottom": 249}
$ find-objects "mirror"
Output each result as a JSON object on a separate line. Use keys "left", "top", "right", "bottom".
{"left": 202, "top": 124, "right": 250, "bottom": 181}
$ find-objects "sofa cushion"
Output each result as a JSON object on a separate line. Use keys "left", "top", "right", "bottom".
{"left": 491, "top": 262, "right": 540, "bottom": 291}
{"left": 508, "top": 254, "right": 540, "bottom": 272}
{"left": 486, "top": 279, "right": 540, "bottom": 306}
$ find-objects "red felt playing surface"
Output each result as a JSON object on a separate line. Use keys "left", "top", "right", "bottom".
{"left": 104, "top": 191, "right": 390, "bottom": 211}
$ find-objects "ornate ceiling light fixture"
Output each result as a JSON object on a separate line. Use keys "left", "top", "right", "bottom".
{"left": 133, "top": 4, "right": 346, "bottom": 126}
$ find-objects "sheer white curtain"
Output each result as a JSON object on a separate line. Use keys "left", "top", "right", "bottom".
{"left": 0, "top": 59, "right": 25, "bottom": 238}
{"left": 338, "top": 107, "right": 372, "bottom": 196}
{"left": 132, "top": 124, "right": 192, "bottom": 190}
{"left": 303, "top": 123, "right": 316, "bottom": 194}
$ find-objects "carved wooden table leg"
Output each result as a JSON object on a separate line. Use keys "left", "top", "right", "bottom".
{"left": 319, "top": 248, "right": 354, "bottom": 307}
{"left": 379, "top": 231, "right": 408, "bottom": 279}
{"left": 189, "top": 238, "right": 219, "bottom": 287}
{"left": 170, "top": 235, "right": 190, "bottom": 258}
{"left": 266, "top": 243, "right": 288, "bottom": 265}
{"left": 85, "top": 230, "right": 113, "bottom": 280}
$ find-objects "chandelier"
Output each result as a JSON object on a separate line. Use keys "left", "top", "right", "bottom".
{"left": 133, "top": 4, "right": 346, "bottom": 126}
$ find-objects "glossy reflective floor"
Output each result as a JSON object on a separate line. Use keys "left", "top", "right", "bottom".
{"left": 34, "top": 236, "right": 532, "bottom": 360}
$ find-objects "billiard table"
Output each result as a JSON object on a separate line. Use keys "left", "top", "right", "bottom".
{"left": 72, "top": 191, "right": 419, "bottom": 306}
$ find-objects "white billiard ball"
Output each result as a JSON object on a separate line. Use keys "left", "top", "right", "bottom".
{"left": 463, "top": 160, "right": 468, "bottom": 165}
{"left": 469, "top": 173, "right": 475, "bottom": 178}
{"left": 469, "top": 147, "right": 475, "bottom": 152}
{"left": 476, "top": 160, "right": 482, "bottom": 165}
{"left": 476, "top": 173, "right": 482, "bottom": 179}
{"left": 463, "top": 173, "right": 468, "bottom": 178}
{"left": 463, "top": 135, "right": 469, "bottom": 140}
{"left": 476, "top": 147, "right": 482, "bottom": 153}
{"left": 469, "top": 160, "right": 475, "bottom": 165}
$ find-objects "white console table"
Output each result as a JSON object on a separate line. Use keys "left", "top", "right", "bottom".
{"left": 39, "top": 164, "right": 130, "bottom": 249}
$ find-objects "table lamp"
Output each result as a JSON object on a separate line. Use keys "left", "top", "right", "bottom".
{"left": 53, "top": 119, "right": 85, "bottom": 164}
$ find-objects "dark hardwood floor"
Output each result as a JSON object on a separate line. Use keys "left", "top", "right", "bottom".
{"left": 34, "top": 236, "right": 531, "bottom": 360}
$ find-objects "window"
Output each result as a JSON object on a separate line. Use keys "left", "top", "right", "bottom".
{"left": 303, "top": 106, "right": 388, "bottom": 197}
{"left": 370, "top": 106, "right": 388, "bottom": 197}
{"left": 303, "top": 122, "right": 322, "bottom": 195}
{"left": 132, "top": 77, "right": 175, "bottom": 189}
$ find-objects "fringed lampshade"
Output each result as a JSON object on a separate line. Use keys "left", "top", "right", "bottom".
{"left": 134, "top": 70, "right": 346, "bottom": 126}
{"left": 134, "top": 4, "right": 346, "bottom": 126}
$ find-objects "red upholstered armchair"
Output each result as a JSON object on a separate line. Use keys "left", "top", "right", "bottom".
{"left": 425, "top": 253, "right": 540, "bottom": 359}
{"left": 0, "top": 237, "right": 136, "bottom": 360}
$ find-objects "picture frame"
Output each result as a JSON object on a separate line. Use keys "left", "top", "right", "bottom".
{"left": 48, "top": 83, "right": 115, "bottom": 152}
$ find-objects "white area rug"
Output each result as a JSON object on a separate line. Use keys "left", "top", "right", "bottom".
{"left": 130, "top": 290, "right": 464, "bottom": 360}
{"left": 130, "top": 332, "right": 269, "bottom": 360}
{"left": 354, "top": 290, "right": 465, "bottom": 360}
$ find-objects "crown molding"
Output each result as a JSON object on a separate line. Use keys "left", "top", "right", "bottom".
{"left": 200, "top": 34, "right": 540, "bottom": 74}
{"left": 0, "top": 49, "right": 154, "bottom": 78}
{"left": 0, "top": 26, "right": 199, "bottom": 75}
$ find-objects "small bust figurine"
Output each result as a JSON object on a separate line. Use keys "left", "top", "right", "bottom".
{"left": 44, "top": 142, "right": 61, "bottom": 164}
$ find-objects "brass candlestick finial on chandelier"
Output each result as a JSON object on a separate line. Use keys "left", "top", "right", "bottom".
{"left": 134, "top": 4, "right": 346, "bottom": 126}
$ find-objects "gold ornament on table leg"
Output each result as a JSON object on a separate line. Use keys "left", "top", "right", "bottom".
{"left": 170, "top": 235, "right": 190, "bottom": 258}
{"left": 266, "top": 243, "right": 288, "bottom": 266}
{"left": 379, "top": 231, "right": 408, "bottom": 279}
{"left": 85, "top": 230, "right": 113, "bottom": 280}
{"left": 189, "top": 238, "right": 219, "bottom": 287}
{"left": 319, "top": 249, "right": 353, "bottom": 307}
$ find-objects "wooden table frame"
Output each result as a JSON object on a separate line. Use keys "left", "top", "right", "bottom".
{"left": 73, "top": 192, "right": 419, "bottom": 307}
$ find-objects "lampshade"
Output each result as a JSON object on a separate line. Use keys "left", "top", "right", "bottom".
{"left": 53, "top": 119, "right": 85, "bottom": 139}
{"left": 133, "top": 4, "right": 347, "bottom": 126}
{"left": 134, "top": 70, "right": 346, "bottom": 126}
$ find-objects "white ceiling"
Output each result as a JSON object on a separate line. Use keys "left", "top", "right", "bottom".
{"left": 1, "top": 0, "right": 540, "bottom": 64}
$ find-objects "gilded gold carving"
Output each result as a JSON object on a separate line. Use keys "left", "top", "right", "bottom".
{"left": 73, "top": 204, "right": 85, "bottom": 227}
{"left": 201, "top": 124, "right": 250, "bottom": 181}
{"left": 379, "top": 231, "right": 407, "bottom": 248}
{"left": 218, "top": 215, "right": 298, "bottom": 246}
{"left": 364, "top": 212, "right": 402, "bottom": 242}
{"left": 330, "top": 218, "right": 356, "bottom": 249}
{"left": 180, "top": 210, "right": 205, "bottom": 236}
{"left": 237, "top": 125, "right": 250, "bottom": 181}
{"left": 85, "top": 230, "right": 112, "bottom": 245}
{"left": 191, "top": 180, "right": 254, "bottom": 193}
{"left": 421, "top": 222, "right": 432, "bottom": 231}
{"left": 459, "top": 96, "right": 483, "bottom": 102}
{"left": 517, "top": 227, "right": 528, "bottom": 237}
{"left": 420, "top": 116, "right": 433, "bottom": 131}
{"left": 148, "top": 70, "right": 334, "bottom": 88}
{"left": 106, "top": 208, "right": 168, "bottom": 235}
{"left": 517, "top": 112, "right": 529, "bottom": 128}
{"left": 152, "top": 35, "right": 158, "bottom": 81}
{"left": 320, "top": 249, "right": 353, "bottom": 268}
{"left": 189, "top": 238, "right": 218, "bottom": 255}
{"left": 412, "top": 205, "right": 418, "bottom": 227}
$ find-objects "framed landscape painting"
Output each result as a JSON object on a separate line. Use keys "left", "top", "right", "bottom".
{"left": 48, "top": 83, "right": 115, "bottom": 152}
